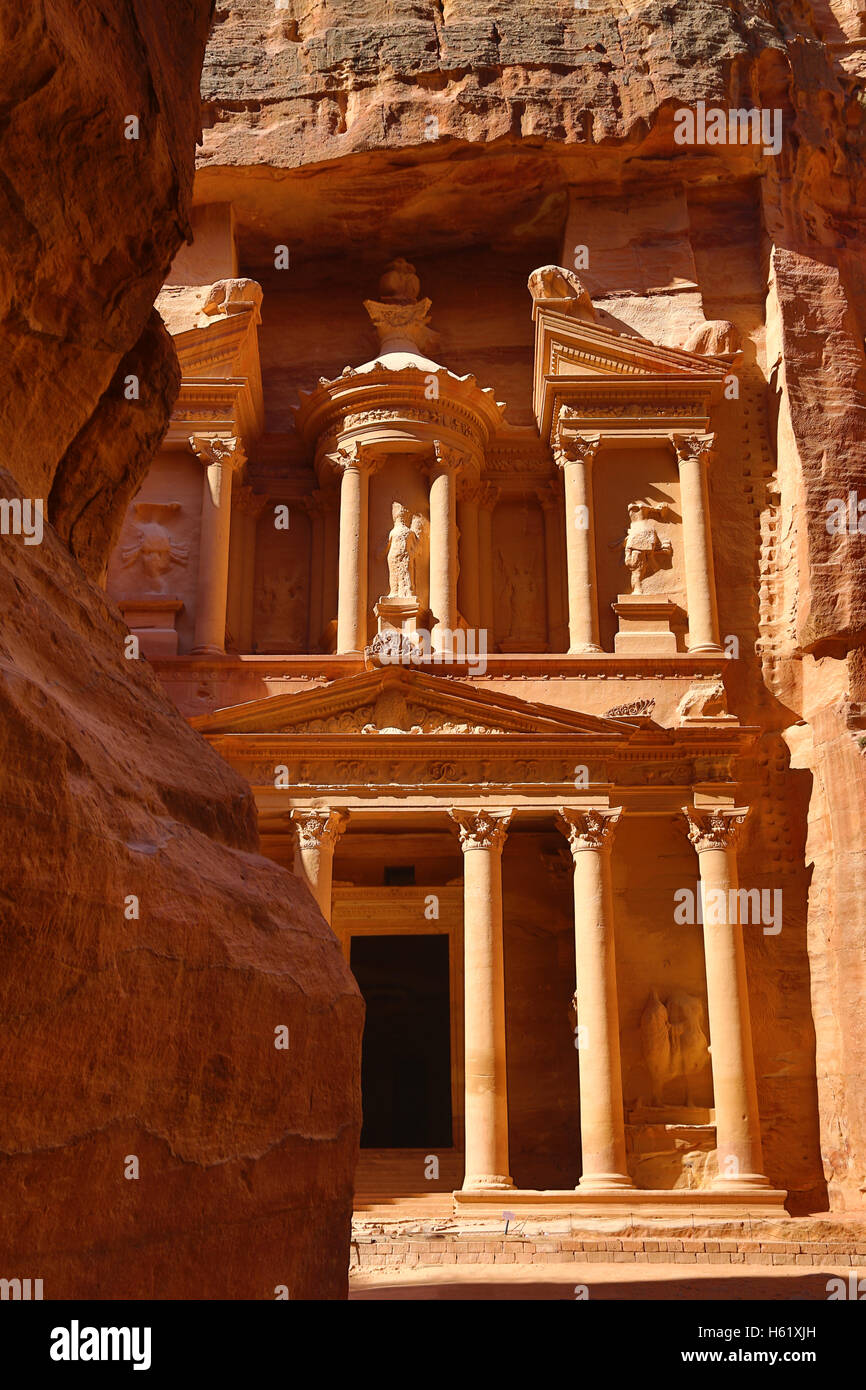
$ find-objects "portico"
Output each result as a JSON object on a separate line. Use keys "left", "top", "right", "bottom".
{"left": 192, "top": 666, "right": 787, "bottom": 1217}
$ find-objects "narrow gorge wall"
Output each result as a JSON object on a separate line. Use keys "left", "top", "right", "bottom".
{"left": 0, "top": 2, "right": 362, "bottom": 1298}
{"left": 195, "top": 0, "right": 866, "bottom": 1210}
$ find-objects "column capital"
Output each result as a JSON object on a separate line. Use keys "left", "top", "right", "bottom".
{"left": 450, "top": 808, "right": 513, "bottom": 852}
{"left": 681, "top": 804, "right": 750, "bottom": 852}
{"left": 189, "top": 434, "right": 247, "bottom": 471}
{"left": 478, "top": 482, "right": 500, "bottom": 510}
{"left": 430, "top": 439, "right": 466, "bottom": 476}
{"left": 232, "top": 485, "right": 267, "bottom": 518}
{"left": 325, "top": 441, "right": 382, "bottom": 475}
{"left": 291, "top": 808, "right": 348, "bottom": 851}
{"left": 458, "top": 479, "right": 484, "bottom": 505}
{"left": 672, "top": 432, "right": 715, "bottom": 467}
{"left": 557, "top": 806, "right": 622, "bottom": 854}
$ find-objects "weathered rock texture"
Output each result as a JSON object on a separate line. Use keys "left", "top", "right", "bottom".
{"left": 194, "top": 0, "right": 866, "bottom": 1211}
{"left": 0, "top": 2, "right": 362, "bottom": 1298}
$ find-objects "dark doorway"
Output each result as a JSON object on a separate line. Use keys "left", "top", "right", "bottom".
{"left": 351, "top": 934, "right": 453, "bottom": 1149}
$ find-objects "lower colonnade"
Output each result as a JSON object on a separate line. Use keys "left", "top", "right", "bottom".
{"left": 286, "top": 799, "right": 787, "bottom": 1219}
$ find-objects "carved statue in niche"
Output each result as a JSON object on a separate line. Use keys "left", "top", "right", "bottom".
{"left": 120, "top": 502, "right": 188, "bottom": 593}
{"left": 497, "top": 550, "right": 545, "bottom": 647}
{"left": 257, "top": 569, "right": 306, "bottom": 651}
{"left": 622, "top": 500, "right": 672, "bottom": 594}
{"left": 381, "top": 502, "right": 425, "bottom": 599}
{"left": 640, "top": 988, "right": 709, "bottom": 1107}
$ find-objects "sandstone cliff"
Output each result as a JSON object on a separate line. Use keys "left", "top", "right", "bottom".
{"left": 0, "top": 2, "right": 362, "bottom": 1298}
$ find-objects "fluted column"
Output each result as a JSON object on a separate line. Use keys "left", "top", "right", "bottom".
{"left": 557, "top": 807, "right": 632, "bottom": 1188}
{"left": 554, "top": 429, "right": 601, "bottom": 653}
{"left": 190, "top": 435, "right": 246, "bottom": 655}
{"left": 673, "top": 434, "right": 722, "bottom": 653}
{"left": 682, "top": 806, "right": 770, "bottom": 1187}
{"left": 291, "top": 809, "right": 348, "bottom": 922}
{"left": 428, "top": 442, "right": 462, "bottom": 656}
{"left": 331, "top": 444, "right": 371, "bottom": 655}
{"left": 450, "top": 808, "right": 514, "bottom": 1190}
{"left": 477, "top": 484, "right": 499, "bottom": 643}
{"left": 457, "top": 480, "right": 482, "bottom": 632}
{"left": 537, "top": 481, "right": 566, "bottom": 652}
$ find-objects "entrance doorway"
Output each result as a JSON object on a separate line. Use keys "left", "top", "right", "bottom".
{"left": 351, "top": 934, "right": 453, "bottom": 1149}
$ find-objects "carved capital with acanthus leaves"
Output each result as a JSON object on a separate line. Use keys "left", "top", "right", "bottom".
{"left": 189, "top": 434, "right": 247, "bottom": 472}
{"left": 681, "top": 805, "right": 749, "bottom": 853}
{"left": 430, "top": 439, "right": 467, "bottom": 476}
{"left": 553, "top": 419, "right": 600, "bottom": 470}
{"left": 291, "top": 808, "right": 348, "bottom": 852}
{"left": 672, "top": 432, "right": 715, "bottom": 468}
{"left": 557, "top": 806, "right": 622, "bottom": 855}
{"left": 450, "top": 808, "right": 513, "bottom": 852}
{"left": 324, "top": 441, "right": 383, "bottom": 476}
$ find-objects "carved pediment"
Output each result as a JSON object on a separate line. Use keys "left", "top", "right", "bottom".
{"left": 191, "top": 667, "right": 635, "bottom": 740}
{"left": 532, "top": 304, "right": 729, "bottom": 443}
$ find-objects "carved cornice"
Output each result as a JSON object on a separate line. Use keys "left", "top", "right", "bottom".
{"left": 290, "top": 808, "right": 348, "bottom": 850}
{"left": 449, "top": 808, "right": 513, "bottom": 852}
{"left": 557, "top": 806, "right": 622, "bottom": 853}
{"left": 681, "top": 805, "right": 750, "bottom": 852}
{"left": 673, "top": 432, "right": 716, "bottom": 467}
{"left": 188, "top": 434, "right": 246, "bottom": 471}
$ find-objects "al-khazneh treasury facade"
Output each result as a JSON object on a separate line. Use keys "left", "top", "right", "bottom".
{"left": 107, "top": 218, "right": 798, "bottom": 1219}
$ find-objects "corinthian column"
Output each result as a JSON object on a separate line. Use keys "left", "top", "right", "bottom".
{"left": 330, "top": 444, "right": 371, "bottom": 655}
{"left": 682, "top": 806, "right": 770, "bottom": 1187}
{"left": 554, "top": 428, "right": 601, "bottom": 653}
{"left": 291, "top": 809, "right": 348, "bottom": 923}
{"left": 190, "top": 435, "right": 246, "bottom": 655}
{"left": 673, "top": 434, "right": 722, "bottom": 653}
{"left": 537, "top": 480, "right": 566, "bottom": 652}
{"left": 557, "top": 807, "right": 632, "bottom": 1188}
{"left": 457, "top": 480, "right": 482, "bottom": 632}
{"left": 306, "top": 491, "right": 325, "bottom": 651}
{"left": 428, "top": 442, "right": 462, "bottom": 656}
{"left": 450, "top": 808, "right": 514, "bottom": 1190}
{"left": 477, "top": 484, "right": 499, "bottom": 642}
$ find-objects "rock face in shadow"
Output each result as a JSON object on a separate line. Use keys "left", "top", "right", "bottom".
{"left": 0, "top": 1, "right": 362, "bottom": 1299}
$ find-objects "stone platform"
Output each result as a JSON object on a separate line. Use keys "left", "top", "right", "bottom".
{"left": 351, "top": 1207, "right": 866, "bottom": 1274}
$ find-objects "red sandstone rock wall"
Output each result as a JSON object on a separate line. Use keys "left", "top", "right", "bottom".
{"left": 0, "top": 2, "right": 362, "bottom": 1298}
{"left": 197, "top": 0, "right": 866, "bottom": 1209}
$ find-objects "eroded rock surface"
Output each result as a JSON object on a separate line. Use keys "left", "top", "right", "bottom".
{"left": 0, "top": 1, "right": 362, "bottom": 1298}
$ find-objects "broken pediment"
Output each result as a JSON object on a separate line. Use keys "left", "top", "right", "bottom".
{"left": 531, "top": 295, "right": 729, "bottom": 443}
{"left": 191, "top": 666, "right": 635, "bottom": 740}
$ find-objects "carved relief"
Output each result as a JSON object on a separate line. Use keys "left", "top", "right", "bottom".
{"left": 676, "top": 679, "right": 730, "bottom": 721}
{"left": 120, "top": 502, "right": 188, "bottom": 594}
{"left": 605, "top": 698, "right": 656, "bottom": 718}
{"left": 640, "top": 988, "right": 710, "bottom": 1108}
{"left": 621, "top": 500, "right": 673, "bottom": 594}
